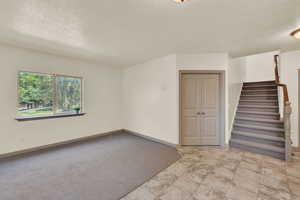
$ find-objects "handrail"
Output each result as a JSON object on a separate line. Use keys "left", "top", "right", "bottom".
{"left": 274, "top": 55, "right": 289, "bottom": 102}
{"left": 274, "top": 55, "right": 292, "bottom": 161}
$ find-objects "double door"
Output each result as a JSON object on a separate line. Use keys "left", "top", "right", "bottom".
{"left": 181, "top": 74, "right": 220, "bottom": 145}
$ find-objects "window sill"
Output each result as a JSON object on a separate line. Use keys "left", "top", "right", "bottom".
{"left": 16, "top": 113, "right": 86, "bottom": 121}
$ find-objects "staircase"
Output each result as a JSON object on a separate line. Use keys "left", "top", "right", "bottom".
{"left": 229, "top": 80, "right": 286, "bottom": 160}
{"left": 229, "top": 55, "right": 293, "bottom": 161}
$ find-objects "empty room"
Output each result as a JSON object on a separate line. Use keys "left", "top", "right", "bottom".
{"left": 1, "top": 0, "right": 300, "bottom": 200}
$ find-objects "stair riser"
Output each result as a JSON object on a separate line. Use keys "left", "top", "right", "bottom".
{"left": 243, "top": 81, "right": 276, "bottom": 86}
{"left": 231, "top": 134, "right": 284, "bottom": 147}
{"left": 239, "top": 101, "right": 278, "bottom": 106}
{"left": 230, "top": 142, "right": 285, "bottom": 160}
{"left": 235, "top": 119, "right": 284, "bottom": 128}
{"left": 242, "top": 86, "right": 277, "bottom": 90}
{"left": 238, "top": 107, "right": 279, "bottom": 113}
{"left": 240, "top": 96, "right": 277, "bottom": 100}
{"left": 233, "top": 126, "right": 284, "bottom": 137}
{"left": 236, "top": 113, "right": 280, "bottom": 120}
{"left": 241, "top": 90, "right": 278, "bottom": 95}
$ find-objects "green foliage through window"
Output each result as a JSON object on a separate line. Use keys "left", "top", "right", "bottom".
{"left": 18, "top": 72, "right": 82, "bottom": 117}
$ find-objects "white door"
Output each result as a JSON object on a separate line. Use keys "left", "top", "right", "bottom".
{"left": 181, "top": 74, "right": 220, "bottom": 145}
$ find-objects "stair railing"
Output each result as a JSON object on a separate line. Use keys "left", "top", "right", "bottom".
{"left": 274, "top": 55, "right": 292, "bottom": 161}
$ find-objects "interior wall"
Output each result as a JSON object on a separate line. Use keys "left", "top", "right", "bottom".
{"left": 280, "top": 50, "right": 300, "bottom": 147}
{"left": 121, "top": 55, "right": 178, "bottom": 144}
{"left": 245, "top": 51, "right": 279, "bottom": 82}
{"left": 176, "top": 54, "right": 228, "bottom": 67}
{"left": 0, "top": 44, "right": 122, "bottom": 155}
{"left": 228, "top": 57, "right": 247, "bottom": 135}
{"left": 122, "top": 53, "right": 230, "bottom": 145}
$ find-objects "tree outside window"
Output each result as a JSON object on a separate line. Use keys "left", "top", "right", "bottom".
{"left": 18, "top": 72, "right": 82, "bottom": 117}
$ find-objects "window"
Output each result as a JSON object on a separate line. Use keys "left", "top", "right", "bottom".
{"left": 17, "top": 72, "right": 82, "bottom": 119}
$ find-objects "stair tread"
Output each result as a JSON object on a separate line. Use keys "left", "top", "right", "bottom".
{"left": 234, "top": 123, "right": 284, "bottom": 132}
{"left": 243, "top": 80, "right": 276, "bottom": 84}
{"left": 242, "top": 89, "right": 277, "bottom": 92}
{"left": 230, "top": 138, "right": 285, "bottom": 153}
{"left": 237, "top": 111, "right": 280, "bottom": 115}
{"left": 238, "top": 105, "right": 278, "bottom": 108}
{"left": 232, "top": 131, "right": 285, "bottom": 142}
{"left": 240, "top": 100, "right": 278, "bottom": 102}
{"left": 235, "top": 117, "right": 283, "bottom": 124}
{"left": 243, "top": 85, "right": 277, "bottom": 88}
{"left": 241, "top": 94, "right": 277, "bottom": 97}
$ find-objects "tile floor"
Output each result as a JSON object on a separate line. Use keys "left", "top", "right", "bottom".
{"left": 122, "top": 146, "right": 300, "bottom": 200}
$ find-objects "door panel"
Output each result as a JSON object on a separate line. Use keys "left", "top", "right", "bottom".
{"left": 181, "top": 73, "right": 220, "bottom": 145}
{"left": 182, "top": 75, "right": 199, "bottom": 142}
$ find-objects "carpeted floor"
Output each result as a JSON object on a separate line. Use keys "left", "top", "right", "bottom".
{"left": 0, "top": 132, "right": 180, "bottom": 200}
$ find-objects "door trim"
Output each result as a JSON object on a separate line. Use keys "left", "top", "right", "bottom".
{"left": 297, "top": 69, "right": 300, "bottom": 151}
{"left": 179, "top": 70, "right": 226, "bottom": 146}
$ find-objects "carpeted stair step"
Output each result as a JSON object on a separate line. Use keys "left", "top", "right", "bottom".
{"left": 235, "top": 117, "right": 284, "bottom": 128}
{"left": 241, "top": 89, "right": 278, "bottom": 95}
{"left": 238, "top": 105, "right": 279, "bottom": 113}
{"left": 240, "top": 94, "right": 278, "bottom": 100}
{"left": 230, "top": 138, "right": 285, "bottom": 160}
{"left": 243, "top": 85, "right": 277, "bottom": 90}
{"left": 233, "top": 123, "right": 284, "bottom": 137}
{"left": 239, "top": 100, "right": 278, "bottom": 106}
{"left": 232, "top": 131, "right": 284, "bottom": 142}
{"left": 231, "top": 132, "right": 284, "bottom": 147}
{"left": 243, "top": 80, "right": 276, "bottom": 86}
{"left": 236, "top": 111, "right": 280, "bottom": 120}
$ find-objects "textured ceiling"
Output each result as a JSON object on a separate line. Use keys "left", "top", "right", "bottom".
{"left": 0, "top": 0, "right": 299, "bottom": 67}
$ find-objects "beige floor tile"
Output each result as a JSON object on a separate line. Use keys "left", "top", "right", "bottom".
{"left": 226, "top": 185, "right": 257, "bottom": 200}
{"left": 172, "top": 175, "right": 199, "bottom": 194}
{"left": 259, "top": 184, "right": 292, "bottom": 200}
{"left": 123, "top": 146, "right": 300, "bottom": 200}
{"left": 124, "top": 185, "right": 157, "bottom": 200}
{"left": 202, "top": 174, "right": 233, "bottom": 194}
{"left": 193, "top": 184, "right": 227, "bottom": 200}
{"left": 289, "top": 181, "right": 300, "bottom": 197}
{"left": 233, "top": 174, "right": 260, "bottom": 193}
{"left": 287, "top": 167, "right": 300, "bottom": 179}
{"left": 240, "top": 160, "right": 261, "bottom": 172}
{"left": 214, "top": 166, "right": 235, "bottom": 180}
{"left": 236, "top": 167, "right": 261, "bottom": 182}
{"left": 159, "top": 185, "right": 194, "bottom": 200}
{"left": 144, "top": 170, "right": 178, "bottom": 196}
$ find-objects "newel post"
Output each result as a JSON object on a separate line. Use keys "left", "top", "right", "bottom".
{"left": 284, "top": 102, "right": 292, "bottom": 161}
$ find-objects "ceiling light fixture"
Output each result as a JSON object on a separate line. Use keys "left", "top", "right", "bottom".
{"left": 291, "top": 29, "right": 300, "bottom": 39}
{"left": 174, "top": 0, "right": 186, "bottom": 2}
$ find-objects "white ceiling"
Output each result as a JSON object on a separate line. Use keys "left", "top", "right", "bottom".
{"left": 0, "top": 0, "right": 299, "bottom": 67}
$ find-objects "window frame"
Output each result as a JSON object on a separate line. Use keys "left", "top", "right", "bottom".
{"left": 16, "top": 71, "right": 84, "bottom": 120}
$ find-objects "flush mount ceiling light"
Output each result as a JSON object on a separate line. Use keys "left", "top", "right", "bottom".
{"left": 174, "top": 0, "right": 186, "bottom": 2}
{"left": 291, "top": 29, "right": 300, "bottom": 39}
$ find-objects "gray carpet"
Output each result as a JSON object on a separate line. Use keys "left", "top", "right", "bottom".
{"left": 0, "top": 132, "right": 180, "bottom": 200}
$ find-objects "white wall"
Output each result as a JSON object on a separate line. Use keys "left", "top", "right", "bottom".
{"left": 228, "top": 57, "right": 246, "bottom": 135}
{"left": 280, "top": 50, "right": 300, "bottom": 147}
{"left": 245, "top": 51, "right": 279, "bottom": 82}
{"left": 176, "top": 54, "right": 228, "bottom": 68}
{"left": 122, "top": 53, "right": 231, "bottom": 145}
{"left": 0, "top": 44, "right": 122, "bottom": 155}
{"left": 122, "top": 55, "right": 178, "bottom": 144}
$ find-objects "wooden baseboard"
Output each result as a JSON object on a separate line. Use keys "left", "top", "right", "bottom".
{"left": 0, "top": 129, "right": 123, "bottom": 160}
{"left": 0, "top": 129, "right": 178, "bottom": 160}
{"left": 123, "top": 129, "right": 178, "bottom": 148}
